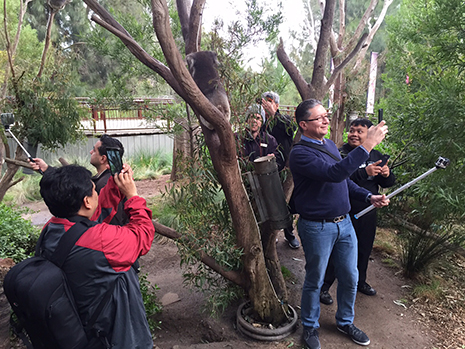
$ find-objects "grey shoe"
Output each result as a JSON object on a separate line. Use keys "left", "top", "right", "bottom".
{"left": 302, "top": 327, "right": 321, "bottom": 349}
{"left": 337, "top": 324, "right": 370, "bottom": 346}
{"left": 285, "top": 237, "right": 300, "bottom": 249}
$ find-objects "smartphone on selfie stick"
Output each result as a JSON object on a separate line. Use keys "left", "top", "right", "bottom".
{"left": 106, "top": 147, "right": 123, "bottom": 175}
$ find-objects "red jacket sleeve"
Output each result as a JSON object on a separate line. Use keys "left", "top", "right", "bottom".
{"left": 91, "top": 176, "right": 125, "bottom": 223}
{"left": 78, "top": 195, "right": 155, "bottom": 272}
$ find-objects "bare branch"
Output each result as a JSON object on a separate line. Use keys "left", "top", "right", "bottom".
{"left": 1, "top": 0, "right": 32, "bottom": 98}
{"left": 89, "top": 14, "right": 187, "bottom": 100}
{"left": 4, "top": 157, "right": 31, "bottom": 169}
{"left": 324, "top": 33, "right": 368, "bottom": 91}
{"left": 83, "top": 0, "right": 131, "bottom": 37}
{"left": 152, "top": 221, "right": 246, "bottom": 287}
{"left": 336, "top": 0, "right": 345, "bottom": 48}
{"left": 176, "top": 0, "right": 190, "bottom": 43}
{"left": 310, "top": 0, "right": 336, "bottom": 99}
{"left": 37, "top": 8, "right": 56, "bottom": 78}
{"left": 185, "top": 0, "right": 206, "bottom": 55}
{"left": 344, "top": 0, "right": 378, "bottom": 53}
{"left": 353, "top": 0, "right": 394, "bottom": 73}
{"left": 277, "top": 38, "right": 313, "bottom": 100}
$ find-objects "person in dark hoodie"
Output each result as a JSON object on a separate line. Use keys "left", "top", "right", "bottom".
{"left": 320, "top": 118, "right": 396, "bottom": 306}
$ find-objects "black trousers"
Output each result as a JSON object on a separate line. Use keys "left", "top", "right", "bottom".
{"left": 322, "top": 210, "right": 377, "bottom": 290}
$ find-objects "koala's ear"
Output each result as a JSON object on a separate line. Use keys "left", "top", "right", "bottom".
{"left": 186, "top": 54, "right": 194, "bottom": 69}
{"left": 212, "top": 52, "right": 220, "bottom": 66}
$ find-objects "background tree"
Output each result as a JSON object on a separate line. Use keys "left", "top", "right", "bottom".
{"left": 379, "top": 0, "right": 465, "bottom": 276}
{"left": 278, "top": 0, "right": 393, "bottom": 146}
{"left": 0, "top": 0, "right": 85, "bottom": 201}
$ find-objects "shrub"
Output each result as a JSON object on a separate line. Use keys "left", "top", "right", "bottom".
{"left": 139, "top": 272, "right": 162, "bottom": 333}
{"left": 0, "top": 203, "right": 40, "bottom": 263}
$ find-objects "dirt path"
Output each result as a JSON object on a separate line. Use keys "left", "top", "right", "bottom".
{"left": 22, "top": 176, "right": 438, "bottom": 349}
{"left": 142, "top": 234, "right": 436, "bottom": 349}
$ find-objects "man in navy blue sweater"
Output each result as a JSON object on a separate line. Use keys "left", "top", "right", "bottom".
{"left": 289, "top": 99, "right": 390, "bottom": 349}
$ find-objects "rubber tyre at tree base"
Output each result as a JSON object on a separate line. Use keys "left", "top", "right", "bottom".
{"left": 236, "top": 301, "right": 298, "bottom": 341}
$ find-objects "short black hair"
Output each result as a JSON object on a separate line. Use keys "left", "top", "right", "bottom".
{"left": 295, "top": 99, "right": 323, "bottom": 131}
{"left": 350, "top": 118, "right": 373, "bottom": 128}
{"left": 98, "top": 134, "right": 124, "bottom": 158}
{"left": 40, "top": 165, "right": 93, "bottom": 218}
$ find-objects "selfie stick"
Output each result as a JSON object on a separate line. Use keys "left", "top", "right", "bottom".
{"left": 1, "top": 113, "right": 44, "bottom": 175}
{"left": 354, "top": 157, "right": 450, "bottom": 219}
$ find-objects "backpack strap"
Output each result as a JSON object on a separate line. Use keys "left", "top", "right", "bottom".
{"left": 294, "top": 140, "right": 341, "bottom": 162}
{"left": 50, "top": 219, "right": 94, "bottom": 268}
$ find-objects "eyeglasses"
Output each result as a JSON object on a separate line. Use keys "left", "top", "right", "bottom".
{"left": 302, "top": 113, "right": 332, "bottom": 123}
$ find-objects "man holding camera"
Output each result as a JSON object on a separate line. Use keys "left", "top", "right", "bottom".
{"left": 37, "top": 164, "right": 155, "bottom": 348}
{"left": 30, "top": 134, "right": 128, "bottom": 226}
{"left": 260, "top": 91, "right": 300, "bottom": 249}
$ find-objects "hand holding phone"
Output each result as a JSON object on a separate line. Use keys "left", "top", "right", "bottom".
{"left": 378, "top": 154, "right": 390, "bottom": 167}
{"left": 106, "top": 147, "right": 123, "bottom": 175}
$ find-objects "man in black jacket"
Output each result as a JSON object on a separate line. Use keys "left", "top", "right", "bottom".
{"left": 260, "top": 91, "right": 300, "bottom": 249}
{"left": 320, "top": 118, "right": 396, "bottom": 306}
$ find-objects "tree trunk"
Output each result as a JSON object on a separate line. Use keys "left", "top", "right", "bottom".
{"left": 203, "top": 128, "right": 287, "bottom": 325}
{"left": 0, "top": 146, "right": 23, "bottom": 202}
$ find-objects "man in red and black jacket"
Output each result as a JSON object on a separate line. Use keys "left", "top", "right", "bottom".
{"left": 37, "top": 164, "right": 155, "bottom": 348}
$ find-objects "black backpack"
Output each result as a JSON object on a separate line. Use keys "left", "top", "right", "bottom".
{"left": 3, "top": 219, "right": 115, "bottom": 349}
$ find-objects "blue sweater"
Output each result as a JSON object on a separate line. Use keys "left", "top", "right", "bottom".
{"left": 289, "top": 138, "right": 371, "bottom": 220}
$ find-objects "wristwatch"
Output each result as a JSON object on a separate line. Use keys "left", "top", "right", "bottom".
{"left": 366, "top": 193, "right": 373, "bottom": 203}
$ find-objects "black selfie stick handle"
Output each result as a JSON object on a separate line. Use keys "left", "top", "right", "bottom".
{"left": 28, "top": 157, "right": 44, "bottom": 175}
{"left": 378, "top": 109, "right": 383, "bottom": 123}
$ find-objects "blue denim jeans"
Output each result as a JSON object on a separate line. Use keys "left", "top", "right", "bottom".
{"left": 297, "top": 215, "right": 358, "bottom": 329}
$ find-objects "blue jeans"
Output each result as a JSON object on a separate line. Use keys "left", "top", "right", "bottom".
{"left": 297, "top": 215, "right": 358, "bottom": 329}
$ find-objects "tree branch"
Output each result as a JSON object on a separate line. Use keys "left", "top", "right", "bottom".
{"left": 151, "top": 0, "right": 234, "bottom": 149}
{"left": 324, "top": 33, "right": 368, "bottom": 91}
{"left": 353, "top": 0, "right": 393, "bottom": 73}
{"left": 37, "top": 8, "right": 56, "bottom": 79}
{"left": 344, "top": 0, "right": 378, "bottom": 53}
{"left": 152, "top": 221, "right": 246, "bottom": 288}
{"left": 310, "top": 0, "right": 336, "bottom": 100}
{"left": 4, "top": 157, "right": 31, "bottom": 169}
{"left": 277, "top": 38, "right": 314, "bottom": 100}
{"left": 88, "top": 13, "right": 187, "bottom": 101}
{"left": 185, "top": 0, "right": 206, "bottom": 55}
{"left": 176, "top": 0, "right": 190, "bottom": 45}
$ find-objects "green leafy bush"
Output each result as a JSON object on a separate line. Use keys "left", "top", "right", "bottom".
{"left": 138, "top": 272, "right": 162, "bottom": 333}
{"left": 0, "top": 203, "right": 40, "bottom": 262}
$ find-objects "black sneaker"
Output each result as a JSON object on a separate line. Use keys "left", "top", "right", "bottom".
{"left": 320, "top": 289, "right": 333, "bottom": 305}
{"left": 285, "top": 237, "right": 300, "bottom": 249}
{"left": 358, "top": 282, "right": 377, "bottom": 296}
{"left": 302, "top": 327, "right": 321, "bottom": 349}
{"left": 337, "top": 324, "right": 370, "bottom": 346}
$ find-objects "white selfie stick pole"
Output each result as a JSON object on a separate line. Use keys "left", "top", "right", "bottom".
{"left": 354, "top": 157, "right": 450, "bottom": 219}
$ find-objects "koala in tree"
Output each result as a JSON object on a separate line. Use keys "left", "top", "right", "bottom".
{"left": 186, "top": 51, "right": 231, "bottom": 130}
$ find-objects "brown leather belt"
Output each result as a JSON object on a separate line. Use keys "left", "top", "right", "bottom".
{"left": 311, "top": 215, "right": 346, "bottom": 223}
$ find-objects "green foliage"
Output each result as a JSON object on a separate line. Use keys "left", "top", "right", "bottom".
{"left": 3, "top": 173, "right": 42, "bottom": 205}
{"left": 379, "top": 0, "right": 465, "bottom": 263}
{"left": 0, "top": 203, "right": 40, "bottom": 263}
{"left": 163, "top": 138, "right": 244, "bottom": 315}
{"left": 2, "top": 48, "right": 87, "bottom": 151}
{"left": 412, "top": 279, "right": 443, "bottom": 301}
{"left": 398, "top": 224, "right": 465, "bottom": 279}
{"left": 138, "top": 272, "right": 162, "bottom": 333}
{"left": 128, "top": 150, "right": 172, "bottom": 180}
